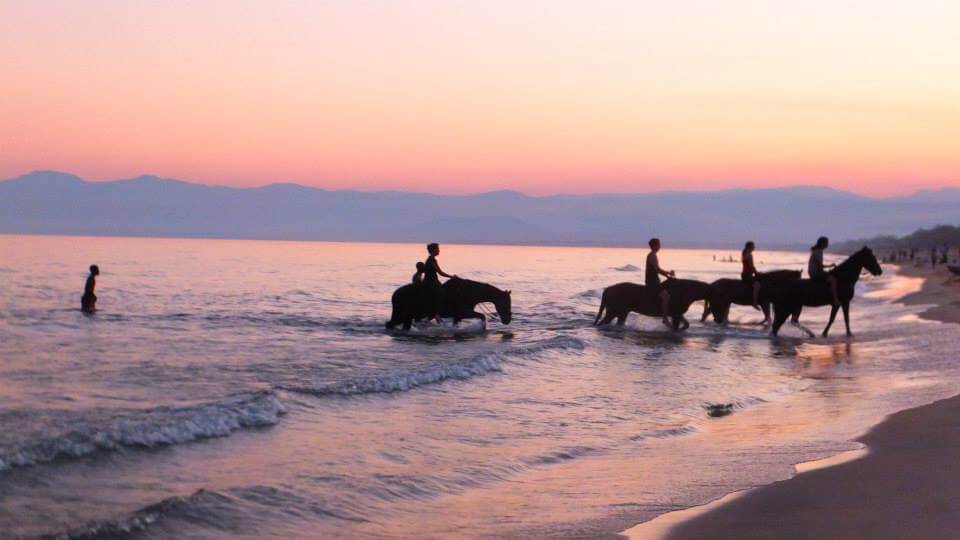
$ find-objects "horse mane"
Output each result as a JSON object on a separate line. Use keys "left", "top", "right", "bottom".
{"left": 832, "top": 247, "right": 869, "bottom": 275}
{"left": 445, "top": 277, "right": 504, "bottom": 295}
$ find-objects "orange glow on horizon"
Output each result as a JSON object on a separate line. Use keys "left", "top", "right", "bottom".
{"left": 2, "top": 1, "right": 958, "bottom": 196}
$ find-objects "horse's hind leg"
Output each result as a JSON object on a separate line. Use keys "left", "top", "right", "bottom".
{"left": 842, "top": 302, "right": 852, "bottom": 337}
{"left": 700, "top": 300, "right": 710, "bottom": 322}
{"left": 822, "top": 305, "right": 840, "bottom": 337}
{"left": 616, "top": 313, "right": 627, "bottom": 326}
{"left": 771, "top": 304, "right": 790, "bottom": 336}
{"left": 761, "top": 303, "right": 771, "bottom": 325}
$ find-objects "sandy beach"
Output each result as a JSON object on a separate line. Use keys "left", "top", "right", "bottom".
{"left": 626, "top": 263, "right": 960, "bottom": 539}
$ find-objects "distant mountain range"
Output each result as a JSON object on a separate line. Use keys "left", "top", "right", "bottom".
{"left": 3, "top": 170, "right": 958, "bottom": 248}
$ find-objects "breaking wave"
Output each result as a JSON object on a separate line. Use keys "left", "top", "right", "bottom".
{"left": 0, "top": 391, "right": 284, "bottom": 472}
{"left": 281, "top": 336, "right": 586, "bottom": 397}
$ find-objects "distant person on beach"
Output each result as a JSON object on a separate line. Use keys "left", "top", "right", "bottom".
{"left": 81, "top": 264, "right": 99, "bottom": 313}
{"left": 412, "top": 262, "right": 425, "bottom": 284}
{"left": 423, "top": 243, "right": 456, "bottom": 321}
{"left": 808, "top": 237, "right": 839, "bottom": 306}
{"left": 645, "top": 238, "right": 675, "bottom": 328}
{"left": 741, "top": 241, "right": 761, "bottom": 310}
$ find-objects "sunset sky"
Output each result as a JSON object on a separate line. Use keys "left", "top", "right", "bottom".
{"left": 1, "top": 1, "right": 958, "bottom": 196}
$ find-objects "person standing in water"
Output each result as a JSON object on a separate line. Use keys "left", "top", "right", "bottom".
{"left": 742, "top": 241, "right": 761, "bottom": 310}
{"left": 645, "top": 238, "right": 675, "bottom": 328}
{"left": 81, "top": 264, "right": 99, "bottom": 313}
{"left": 808, "top": 236, "right": 839, "bottom": 306}
{"left": 423, "top": 243, "right": 456, "bottom": 321}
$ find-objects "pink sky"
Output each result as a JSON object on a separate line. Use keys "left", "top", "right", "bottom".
{"left": 1, "top": 1, "right": 958, "bottom": 196}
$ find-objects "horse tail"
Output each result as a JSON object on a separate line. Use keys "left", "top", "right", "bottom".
{"left": 593, "top": 290, "right": 607, "bottom": 326}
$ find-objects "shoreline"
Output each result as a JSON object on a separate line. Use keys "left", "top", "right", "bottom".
{"left": 623, "top": 264, "right": 960, "bottom": 539}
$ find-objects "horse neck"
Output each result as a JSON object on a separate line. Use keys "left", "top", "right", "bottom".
{"left": 833, "top": 255, "right": 864, "bottom": 283}
{"left": 462, "top": 281, "right": 502, "bottom": 304}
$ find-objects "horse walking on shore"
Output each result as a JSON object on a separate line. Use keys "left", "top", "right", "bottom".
{"left": 770, "top": 247, "right": 882, "bottom": 337}
{"left": 702, "top": 269, "right": 801, "bottom": 324}
{"left": 593, "top": 279, "right": 713, "bottom": 331}
{"left": 386, "top": 277, "right": 512, "bottom": 331}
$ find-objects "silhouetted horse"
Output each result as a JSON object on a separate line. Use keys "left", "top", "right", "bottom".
{"left": 702, "top": 270, "right": 802, "bottom": 324}
{"left": 386, "top": 277, "right": 512, "bottom": 331}
{"left": 771, "top": 247, "right": 882, "bottom": 337}
{"left": 593, "top": 279, "right": 713, "bottom": 331}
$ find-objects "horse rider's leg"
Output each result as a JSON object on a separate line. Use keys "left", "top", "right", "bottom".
{"left": 660, "top": 289, "right": 671, "bottom": 327}
{"left": 842, "top": 302, "right": 852, "bottom": 337}
{"left": 823, "top": 304, "right": 840, "bottom": 337}
{"left": 828, "top": 276, "right": 840, "bottom": 306}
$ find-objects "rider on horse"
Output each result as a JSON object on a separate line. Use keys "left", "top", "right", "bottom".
{"left": 809, "top": 236, "right": 840, "bottom": 307}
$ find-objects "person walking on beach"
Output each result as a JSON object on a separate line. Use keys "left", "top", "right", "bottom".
{"left": 742, "top": 241, "right": 761, "bottom": 310}
{"left": 645, "top": 238, "right": 676, "bottom": 328}
{"left": 81, "top": 264, "right": 99, "bottom": 313}
{"left": 423, "top": 243, "right": 457, "bottom": 322}
{"left": 808, "top": 237, "right": 839, "bottom": 307}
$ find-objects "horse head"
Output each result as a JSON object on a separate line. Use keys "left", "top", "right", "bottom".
{"left": 494, "top": 289, "right": 512, "bottom": 324}
{"left": 858, "top": 246, "right": 883, "bottom": 276}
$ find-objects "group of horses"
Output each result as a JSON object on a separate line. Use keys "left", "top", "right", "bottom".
{"left": 387, "top": 246, "right": 883, "bottom": 338}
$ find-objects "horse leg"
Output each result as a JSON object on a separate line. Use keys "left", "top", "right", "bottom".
{"left": 822, "top": 305, "right": 840, "bottom": 337}
{"left": 701, "top": 299, "right": 710, "bottom": 322}
{"left": 842, "top": 302, "right": 852, "bottom": 337}
{"left": 761, "top": 303, "right": 771, "bottom": 325}
{"left": 467, "top": 311, "right": 487, "bottom": 329}
{"left": 616, "top": 313, "right": 627, "bottom": 326}
{"left": 771, "top": 303, "right": 790, "bottom": 336}
{"left": 402, "top": 319, "right": 412, "bottom": 331}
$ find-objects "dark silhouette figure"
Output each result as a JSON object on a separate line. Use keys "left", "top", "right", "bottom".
{"left": 412, "top": 262, "right": 425, "bottom": 284}
{"left": 386, "top": 277, "right": 512, "bottom": 331}
{"left": 645, "top": 238, "right": 676, "bottom": 328}
{"left": 808, "top": 236, "right": 840, "bottom": 306}
{"left": 81, "top": 264, "right": 99, "bottom": 313}
{"left": 771, "top": 247, "right": 882, "bottom": 337}
{"left": 702, "top": 269, "right": 802, "bottom": 324}
{"left": 593, "top": 279, "right": 713, "bottom": 331}
{"left": 741, "top": 241, "right": 761, "bottom": 310}
{"left": 423, "top": 243, "right": 456, "bottom": 321}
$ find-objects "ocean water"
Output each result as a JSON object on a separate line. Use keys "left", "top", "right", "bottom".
{"left": 0, "top": 235, "right": 956, "bottom": 539}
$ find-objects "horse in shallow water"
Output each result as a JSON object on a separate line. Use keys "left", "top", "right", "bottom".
{"left": 593, "top": 279, "right": 713, "bottom": 331}
{"left": 702, "top": 269, "right": 802, "bottom": 324}
{"left": 771, "top": 247, "right": 882, "bottom": 337}
{"left": 386, "top": 277, "right": 512, "bottom": 331}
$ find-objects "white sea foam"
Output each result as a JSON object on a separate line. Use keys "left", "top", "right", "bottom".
{"left": 0, "top": 391, "right": 284, "bottom": 472}
{"left": 283, "top": 336, "right": 586, "bottom": 397}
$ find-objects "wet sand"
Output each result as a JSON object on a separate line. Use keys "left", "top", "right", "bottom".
{"left": 625, "top": 263, "right": 960, "bottom": 539}
{"left": 897, "top": 264, "right": 960, "bottom": 324}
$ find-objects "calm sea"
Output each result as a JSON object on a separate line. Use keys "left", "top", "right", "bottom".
{"left": 0, "top": 235, "right": 955, "bottom": 538}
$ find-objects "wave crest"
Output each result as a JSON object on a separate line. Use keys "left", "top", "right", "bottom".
{"left": 0, "top": 391, "right": 284, "bottom": 472}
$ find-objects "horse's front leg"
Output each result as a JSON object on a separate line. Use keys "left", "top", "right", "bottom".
{"left": 700, "top": 300, "right": 710, "bottom": 322}
{"left": 469, "top": 310, "right": 487, "bottom": 329}
{"left": 823, "top": 305, "right": 840, "bottom": 337}
{"left": 842, "top": 302, "right": 852, "bottom": 337}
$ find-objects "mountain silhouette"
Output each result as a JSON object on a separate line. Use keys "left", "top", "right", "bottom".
{"left": 2, "top": 170, "right": 957, "bottom": 247}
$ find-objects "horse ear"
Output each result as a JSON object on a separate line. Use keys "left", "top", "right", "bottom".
{"left": 507, "top": 290, "right": 512, "bottom": 295}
